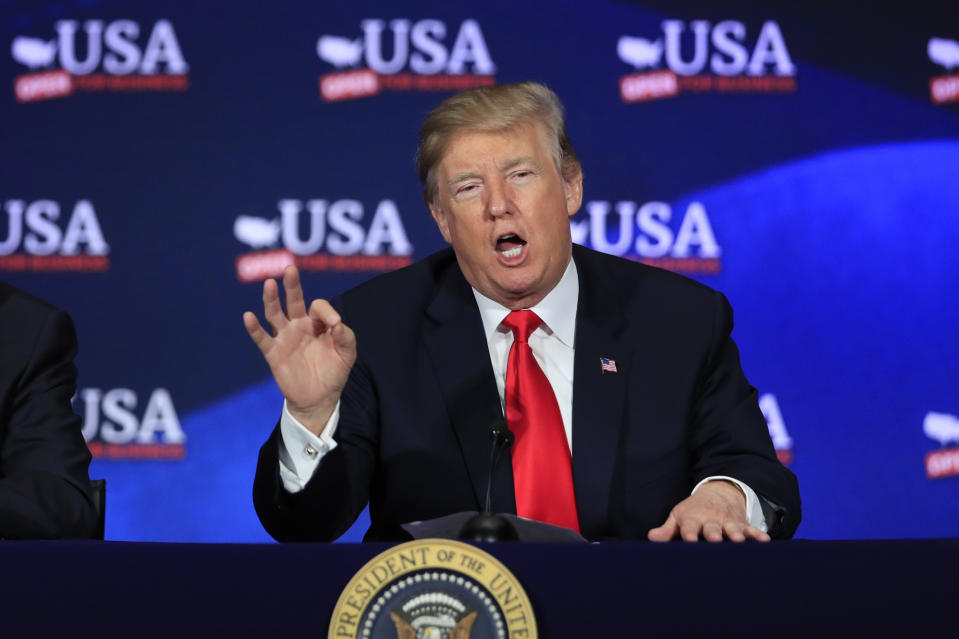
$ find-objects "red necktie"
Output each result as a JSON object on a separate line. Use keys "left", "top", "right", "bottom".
{"left": 502, "top": 310, "right": 580, "bottom": 532}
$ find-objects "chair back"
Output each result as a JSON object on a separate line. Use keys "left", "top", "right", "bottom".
{"left": 90, "top": 479, "right": 106, "bottom": 540}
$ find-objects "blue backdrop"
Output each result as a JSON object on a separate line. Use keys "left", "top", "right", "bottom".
{"left": 2, "top": 0, "right": 957, "bottom": 542}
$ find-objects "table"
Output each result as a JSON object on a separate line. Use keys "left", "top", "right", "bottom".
{"left": 2, "top": 539, "right": 955, "bottom": 637}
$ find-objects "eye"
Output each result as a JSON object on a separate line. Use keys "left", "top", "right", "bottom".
{"left": 453, "top": 182, "right": 483, "bottom": 199}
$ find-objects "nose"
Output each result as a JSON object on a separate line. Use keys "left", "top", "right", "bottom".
{"left": 487, "top": 176, "right": 510, "bottom": 218}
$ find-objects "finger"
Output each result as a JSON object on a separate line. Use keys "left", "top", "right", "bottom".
{"left": 308, "top": 298, "right": 341, "bottom": 334}
{"left": 647, "top": 514, "right": 678, "bottom": 542}
{"left": 742, "top": 525, "right": 771, "bottom": 543}
{"left": 702, "top": 521, "right": 724, "bottom": 543}
{"left": 283, "top": 265, "right": 308, "bottom": 319}
{"left": 262, "top": 278, "right": 288, "bottom": 334}
{"left": 330, "top": 319, "right": 356, "bottom": 353}
{"left": 722, "top": 520, "right": 747, "bottom": 543}
{"left": 678, "top": 516, "right": 703, "bottom": 543}
{"left": 242, "top": 311, "right": 272, "bottom": 353}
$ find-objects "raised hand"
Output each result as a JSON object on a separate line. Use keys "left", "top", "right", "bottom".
{"left": 243, "top": 265, "right": 357, "bottom": 435}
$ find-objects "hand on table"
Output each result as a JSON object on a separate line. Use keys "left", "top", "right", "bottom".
{"left": 647, "top": 480, "right": 770, "bottom": 543}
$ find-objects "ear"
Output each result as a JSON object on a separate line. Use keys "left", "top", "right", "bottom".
{"left": 429, "top": 202, "right": 452, "bottom": 244}
{"left": 564, "top": 167, "right": 583, "bottom": 218}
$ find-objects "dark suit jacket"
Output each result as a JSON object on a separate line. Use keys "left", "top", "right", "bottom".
{"left": 254, "top": 245, "right": 800, "bottom": 542}
{"left": 0, "top": 282, "right": 96, "bottom": 539}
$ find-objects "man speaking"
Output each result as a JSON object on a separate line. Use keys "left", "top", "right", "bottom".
{"left": 247, "top": 82, "right": 800, "bottom": 542}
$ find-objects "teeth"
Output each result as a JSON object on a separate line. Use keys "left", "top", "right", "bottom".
{"left": 500, "top": 246, "right": 523, "bottom": 258}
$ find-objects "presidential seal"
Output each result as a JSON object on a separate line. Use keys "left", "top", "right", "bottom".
{"left": 328, "top": 538, "right": 537, "bottom": 639}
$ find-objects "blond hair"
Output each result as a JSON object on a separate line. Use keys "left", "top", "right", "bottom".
{"left": 415, "top": 81, "right": 581, "bottom": 205}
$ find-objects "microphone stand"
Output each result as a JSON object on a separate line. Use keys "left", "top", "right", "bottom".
{"left": 458, "top": 419, "right": 518, "bottom": 542}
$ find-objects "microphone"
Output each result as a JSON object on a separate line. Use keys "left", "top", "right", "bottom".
{"left": 459, "top": 418, "right": 519, "bottom": 542}
{"left": 484, "top": 419, "right": 514, "bottom": 513}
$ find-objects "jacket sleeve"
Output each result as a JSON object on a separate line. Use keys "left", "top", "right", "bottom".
{"left": 688, "top": 291, "right": 802, "bottom": 539}
{"left": 0, "top": 309, "right": 96, "bottom": 539}
{"left": 252, "top": 299, "right": 378, "bottom": 542}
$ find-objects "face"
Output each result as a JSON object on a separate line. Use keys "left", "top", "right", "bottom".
{"left": 429, "top": 122, "right": 583, "bottom": 310}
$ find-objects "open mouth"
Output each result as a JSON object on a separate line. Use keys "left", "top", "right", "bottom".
{"left": 496, "top": 232, "right": 527, "bottom": 259}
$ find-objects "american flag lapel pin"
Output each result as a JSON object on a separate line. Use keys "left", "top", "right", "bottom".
{"left": 600, "top": 357, "right": 617, "bottom": 373}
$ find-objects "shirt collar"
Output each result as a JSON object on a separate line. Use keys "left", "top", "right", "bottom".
{"left": 472, "top": 256, "right": 579, "bottom": 348}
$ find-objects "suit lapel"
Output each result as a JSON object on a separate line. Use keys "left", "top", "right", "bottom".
{"left": 571, "top": 247, "right": 633, "bottom": 537}
{"left": 422, "top": 263, "right": 516, "bottom": 515}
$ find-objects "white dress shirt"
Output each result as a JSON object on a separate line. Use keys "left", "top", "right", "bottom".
{"left": 277, "top": 257, "right": 767, "bottom": 532}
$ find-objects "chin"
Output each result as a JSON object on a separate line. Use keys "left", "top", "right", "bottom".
{"left": 496, "top": 273, "right": 535, "bottom": 292}
{"left": 495, "top": 281, "right": 541, "bottom": 306}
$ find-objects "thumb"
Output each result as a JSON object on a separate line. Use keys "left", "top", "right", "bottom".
{"left": 330, "top": 320, "right": 356, "bottom": 358}
{"left": 648, "top": 513, "right": 678, "bottom": 543}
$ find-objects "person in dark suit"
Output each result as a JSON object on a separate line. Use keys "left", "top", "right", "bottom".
{"left": 247, "top": 82, "right": 800, "bottom": 542}
{"left": 0, "top": 282, "right": 96, "bottom": 538}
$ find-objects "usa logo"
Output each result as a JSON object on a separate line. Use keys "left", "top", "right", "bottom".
{"left": 759, "top": 394, "right": 793, "bottom": 466}
{"left": 571, "top": 200, "right": 722, "bottom": 276}
{"left": 928, "top": 37, "right": 959, "bottom": 105}
{"left": 616, "top": 20, "right": 797, "bottom": 103}
{"left": 924, "top": 412, "right": 959, "bottom": 479}
{"left": 315, "top": 19, "right": 496, "bottom": 102}
{"left": 233, "top": 198, "right": 413, "bottom": 283}
{"left": 11, "top": 19, "right": 189, "bottom": 103}
{"left": 77, "top": 387, "right": 185, "bottom": 461}
{"left": 0, "top": 199, "right": 110, "bottom": 273}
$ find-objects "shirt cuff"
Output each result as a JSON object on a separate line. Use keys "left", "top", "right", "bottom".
{"left": 277, "top": 399, "right": 340, "bottom": 493}
{"left": 692, "top": 475, "right": 768, "bottom": 533}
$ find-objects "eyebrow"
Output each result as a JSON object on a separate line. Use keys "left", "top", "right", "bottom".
{"left": 498, "top": 156, "right": 537, "bottom": 172}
